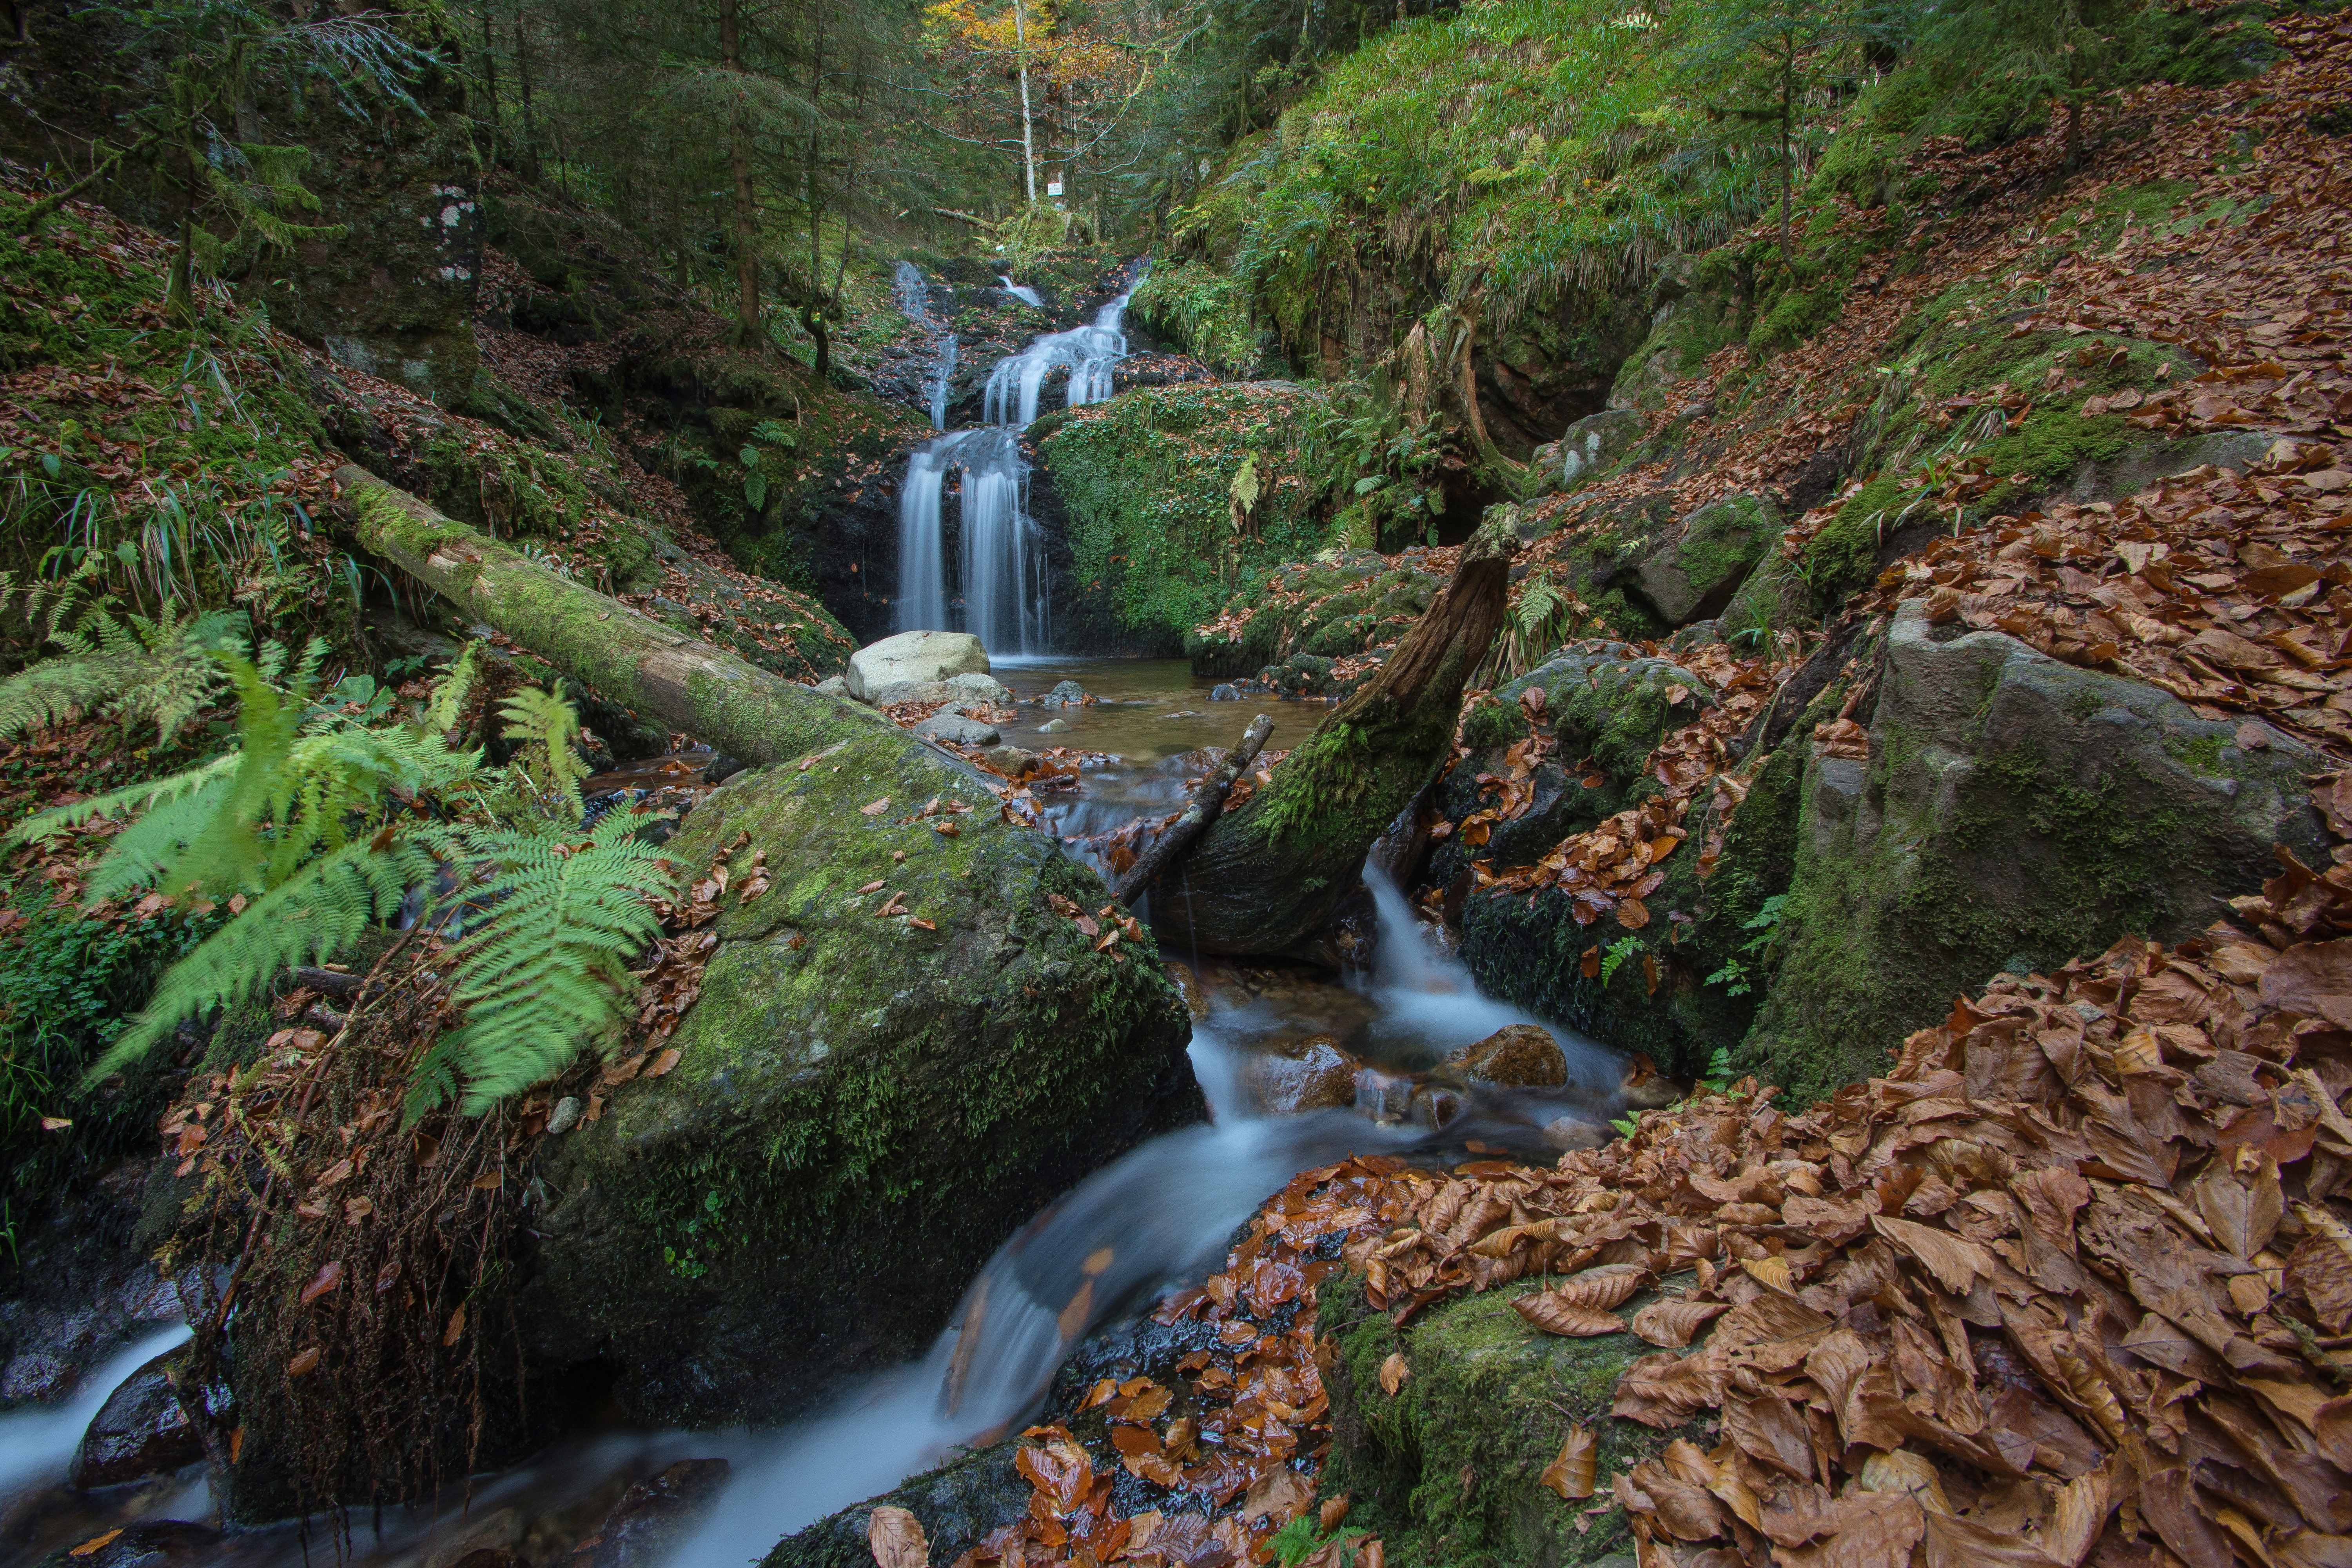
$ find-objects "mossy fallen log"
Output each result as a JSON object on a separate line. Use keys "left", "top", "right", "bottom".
{"left": 339, "top": 463, "right": 887, "bottom": 766}
{"left": 1151, "top": 513, "right": 1518, "bottom": 955}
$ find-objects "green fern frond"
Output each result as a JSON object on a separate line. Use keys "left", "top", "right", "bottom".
{"left": 498, "top": 681, "right": 590, "bottom": 818}
{"left": 0, "top": 604, "right": 239, "bottom": 745}
{"left": 7, "top": 753, "right": 241, "bottom": 848}
{"left": 410, "top": 811, "right": 675, "bottom": 1119}
{"left": 423, "top": 642, "right": 481, "bottom": 733}
{"left": 87, "top": 834, "right": 445, "bottom": 1083}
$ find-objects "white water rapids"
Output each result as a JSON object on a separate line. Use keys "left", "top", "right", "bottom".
{"left": 891, "top": 272, "right": 1137, "bottom": 656}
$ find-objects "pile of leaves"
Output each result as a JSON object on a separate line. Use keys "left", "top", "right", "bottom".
{"left": 1846, "top": 441, "right": 2352, "bottom": 757}
{"left": 1432, "top": 639, "right": 1800, "bottom": 927}
{"left": 1348, "top": 769, "right": 2352, "bottom": 1568}
{"left": 936, "top": 1158, "right": 1414, "bottom": 1568}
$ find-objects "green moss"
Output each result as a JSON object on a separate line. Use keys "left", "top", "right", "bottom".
{"left": 1185, "top": 550, "right": 1447, "bottom": 679}
{"left": 1129, "top": 260, "right": 1273, "bottom": 379}
{"left": 1323, "top": 1270, "right": 1692, "bottom": 1568}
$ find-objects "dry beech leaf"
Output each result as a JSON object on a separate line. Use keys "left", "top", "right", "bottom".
{"left": 1869, "top": 1215, "right": 1993, "bottom": 1294}
{"left": 1542, "top": 1426, "right": 1597, "bottom": 1499}
{"left": 1379, "top": 1352, "right": 1409, "bottom": 1395}
{"left": 1238, "top": 1465, "right": 1312, "bottom": 1524}
{"left": 860, "top": 797, "right": 891, "bottom": 817}
{"left": 443, "top": 1306, "right": 466, "bottom": 1347}
{"left": 287, "top": 1345, "right": 321, "bottom": 1377}
{"left": 1631, "top": 1298, "right": 1728, "bottom": 1348}
{"left": 68, "top": 1531, "right": 123, "bottom": 1559}
{"left": 299, "top": 1260, "right": 343, "bottom": 1305}
{"left": 868, "top": 1505, "right": 929, "bottom": 1568}
{"left": 1514, "top": 1295, "right": 1628, "bottom": 1338}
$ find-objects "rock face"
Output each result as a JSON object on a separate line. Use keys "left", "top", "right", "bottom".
{"left": 520, "top": 730, "right": 1199, "bottom": 1428}
{"left": 846, "top": 632, "right": 992, "bottom": 701}
{"left": 1632, "top": 493, "right": 1780, "bottom": 626}
{"left": 1749, "top": 601, "right": 2328, "bottom": 1102}
{"left": 1440, "top": 1025, "right": 1567, "bottom": 1087}
{"left": 1319, "top": 1270, "right": 1682, "bottom": 1566}
{"left": 70, "top": 1350, "right": 201, "bottom": 1489}
{"left": 1431, "top": 644, "right": 1715, "bottom": 886}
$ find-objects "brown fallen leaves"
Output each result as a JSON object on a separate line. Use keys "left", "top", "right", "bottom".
{"left": 949, "top": 1159, "right": 1405, "bottom": 1568}
{"left": 1341, "top": 770, "right": 2352, "bottom": 1568}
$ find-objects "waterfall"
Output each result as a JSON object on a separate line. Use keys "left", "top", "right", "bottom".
{"left": 927, "top": 332, "right": 957, "bottom": 432}
{"left": 890, "top": 278, "right": 1136, "bottom": 657}
{"left": 980, "top": 289, "right": 1133, "bottom": 429}
{"left": 999, "top": 275, "right": 1045, "bottom": 308}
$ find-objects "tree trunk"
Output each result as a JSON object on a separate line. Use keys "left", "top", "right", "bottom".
{"left": 1114, "top": 713, "right": 1274, "bottom": 908}
{"left": 1779, "top": 48, "right": 1793, "bottom": 270}
{"left": 341, "top": 466, "right": 884, "bottom": 767}
{"left": 1014, "top": 0, "right": 1038, "bottom": 205}
{"left": 719, "top": 0, "right": 762, "bottom": 344}
{"left": 1151, "top": 514, "right": 1519, "bottom": 955}
{"left": 514, "top": 14, "right": 541, "bottom": 183}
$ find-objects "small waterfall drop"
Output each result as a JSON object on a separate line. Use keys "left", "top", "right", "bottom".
{"left": 890, "top": 276, "right": 1136, "bottom": 657}
{"left": 896, "top": 261, "right": 960, "bottom": 435}
{"left": 999, "top": 275, "right": 1045, "bottom": 308}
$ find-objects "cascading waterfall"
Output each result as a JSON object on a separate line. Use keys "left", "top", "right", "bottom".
{"left": 890, "top": 277, "right": 1137, "bottom": 657}
{"left": 927, "top": 331, "right": 957, "bottom": 432}
{"left": 999, "top": 275, "right": 1045, "bottom": 308}
{"left": 895, "top": 261, "right": 959, "bottom": 434}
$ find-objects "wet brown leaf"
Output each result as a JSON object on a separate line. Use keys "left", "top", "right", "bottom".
{"left": 869, "top": 1505, "right": 930, "bottom": 1568}
{"left": 1541, "top": 1426, "right": 1597, "bottom": 1499}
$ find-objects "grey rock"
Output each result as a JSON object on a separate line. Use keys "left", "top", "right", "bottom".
{"left": 1552, "top": 409, "right": 1646, "bottom": 491}
{"left": 1209, "top": 684, "right": 1241, "bottom": 702}
{"left": 1633, "top": 492, "right": 1780, "bottom": 626}
{"left": 912, "top": 713, "right": 1000, "bottom": 747}
{"left": 33, "top": 1522, "right": 221, "bottom": 1568}
{"left": 1037, "top": 679, "right": 1091, "bottom": 707}
{"left": 546, "top": 1096, "right": 583, "bottom": 1136}
{"left": 761, "top": 1443, "right": 1027, "bottom": 1568}
{"left": 845, "top": 630, "right": 989, "bottom": 702}
{"left": 1038, "top": 717, "right": 1073, "bottom": 734}
{"left": 811, "top": 676, "right": 849, "bottom": 698}
{"left": 1750, "top": 601, "right": 2329, "bottom": 1103}
{"left": 2059, "top": 429, "right": 2275, "bottom": 505}
{"left": 70, "top": 1350, "right": 200, "bottom": 1489}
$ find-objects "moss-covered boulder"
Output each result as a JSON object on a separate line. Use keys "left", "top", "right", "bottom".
{"left": 1747, "top": 600, "right": 2328, "bottom": 1103}
{"left": 1321, "top": 1270, "right": 1687, "bottom": 1568}
{"left": 1185, "top": 550, "right": 1450, "bottom": 681}
{"left": 1432, "top": 645, "right": 1714, "bottom": 885}
{"left": 520, "top": 733, "right": 1199, "bottom": 1427}
{"left": 1536, "top": 410, "right": 1646, "bottom": 494}
{"left": 1631, "top": 494, "right": 1780, "bottom": 626}
{"left": 761, "top": 1443, "right": 1029, "bottom": 1568}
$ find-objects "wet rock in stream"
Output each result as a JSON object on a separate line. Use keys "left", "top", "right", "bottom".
{"left": 31, "top": 1521, "right": 222, "bottom": 1568}
{"left": 69, "top": 1350, "right": 201, "bottom": 1490}
{"left": 759, "top": 1445, "right": 1029, "bottom": 1568}
{"left": 565, "top": 1458, "right": 732, "bottom": 1568}
{"left": 1438, "top": 1024, "right": 1567, "bottom": 1088}
{"left": 1241, "top": 1035, "right": 1359, "bottom": 1114}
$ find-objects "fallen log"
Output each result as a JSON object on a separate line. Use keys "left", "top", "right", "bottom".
{"left": 1152, "top": 512, "right": 1519, "bottom": 955}
{"left": 338, "top": 465, "right": 889, "bottom": 768}
{"left": 1112, "top": 713, "right": 1274, "bottom": 908}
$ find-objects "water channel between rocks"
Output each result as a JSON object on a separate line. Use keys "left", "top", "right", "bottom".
{"left": 0, "top": 660, "right": 1633, "bottom": 1568}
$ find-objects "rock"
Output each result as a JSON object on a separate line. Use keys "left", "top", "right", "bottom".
{"left": 1318, "top": 1270, "right": 1682, "bottom": 1568}
{"left": 1749, "top": 600, "right": 2329, "bottom": 1103}
{"left": 2, "top": 1162, "right": 184, "bottom": 1412}
{"left": 1550, "top": 409, "right": 1646, "bottom": 492}
{"left": 69, "top": 1350, "right": 200, "bottom": 1489}
{"left": 546, "top": 1096, "right": 583, "bottom": 1135}
{"left": 2057, "top": 429, "right": 2274, "bottom": 504}
{"left": 1440, "top": 1024, "right": 1568, "bottom": 1088}
{"left": 1632, "top": 492, "right": 1780, "bottom": 626}
{"left": 565, "top": 1459, "right": 732, "bottom": 1568}
{"left": 1210, "top": 684, "right": 1241, "bottom": 701}
{"left": 761, "top": 1444, "right": 1030, "bottom": 1568}
{"left": 812, "top": 676, "right": 849, "bottom": 697}
{"left": 911, "top": 713, "right": 1000, "bottom": 747}
{"left": 1242, "top": 1035, "right": 1361, "bottom": 1114}
{"left": 33, "top": 1522, "right": 223, "bottom": 1568}
{"left": 845, "top": 631, "right": 990, "bottom": 702}
{"left": 1038, "top": 679, "right": 1092, "bottom": 707}
{"left": 1430, "top": 643, "right": 1714, "bottom": 887}
{"left": 944, "top": 672, "right": 1015, "bottom": 704}
{"left": 703, "top": 754, "right": 746, "bottom": 786}
{"left": 1038, "top": 717, "right": 1073, "bottom": 734}
{"left": 519, "top": 729, "right": 1198, "bottom": 1428}
{"left": 984, "top": 745, "right": 1039, "bottom": 777}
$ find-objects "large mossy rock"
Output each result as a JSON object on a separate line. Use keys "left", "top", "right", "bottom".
{"left": 1184, "top": 550, "right": 1448, "bottom": 680}
{"left": 1536, "top": 410, "right": 1646, "bottom": 494}
{"left": 1431, "top": 644, "right": 1714, "bottom": 886}
{"left": 1746, "top": 600, "right": 2328, "bottom": 1103}
{"left": 1321, "top": 1270, "right": 1683, "bottom": 1568}
{"left": 521, "top": 731, "right": 1198, "bottom": 1427}
{"left": 1631, "top": 494, "right": 1780, "bottom": 627}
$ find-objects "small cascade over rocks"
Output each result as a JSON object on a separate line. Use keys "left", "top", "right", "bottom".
{"left": 895, "top": 260, "right": 960, "bottom": 434}
{"left": 892, "top": 276, "right": 1138, "bottom": 658}
{"left": 999, "top": 275, "right": 1045, "bottom": 308}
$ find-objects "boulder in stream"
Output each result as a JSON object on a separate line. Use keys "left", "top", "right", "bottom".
{"left": 846, "top": 630, "right": 990, "bottom": 702}
{"left": 1038, "top": 679, "right": 1092, "bottom": 707}
{"left": 911, "top": 712, "right": 1000, "bottom": 747}
{"left": 520, "top": 728, "right": 1198, "bottom": 1427}
{"left": 564, "top": 1458, "right": 732, "bottom": 1568}
{"left": 1440, "top": 1024, "right": 1567, "bottom": 1087}
{"left": 1242, "top": 1034, "right": 1360, "bottom": 1114}
{"left": 69, "top": 1349, "right": 201, "bottom": 1490}
{"left": 33, "top": 1522, "right": 221, "bottom": 1568}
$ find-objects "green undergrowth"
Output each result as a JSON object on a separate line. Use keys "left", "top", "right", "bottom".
{"left": 1129, "top": 260, "right": 1274, "bottom": 379}
{"left": 1036, "top": 384, "right": 1328, "bottom": 651}
{"left": 1184, "top": 551, "right": 1446, "bottom": 679}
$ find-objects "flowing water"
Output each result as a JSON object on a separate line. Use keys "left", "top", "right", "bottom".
{"left": 892, "top": 281, "right": 1137, "bottom": 657}
{"left": 0, "top": 713, "right": 1625, "bottom": 1563}
{"left": 998, "top": 277, "right": 1046, "bottom": 309}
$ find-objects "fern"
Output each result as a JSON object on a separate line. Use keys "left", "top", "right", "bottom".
{"left": 20, "top": 646, "right": 675, "bottom": 1116}
{"left": 408, "top": 811, "right": 674, "bottom": 1118}
{"left": 0, "top": 572, "right": 243, "bottom": 744}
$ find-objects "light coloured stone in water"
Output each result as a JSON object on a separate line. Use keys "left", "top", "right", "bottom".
{"left": 846, "top": 630, "right": 989, "bottom": 702}
{"left": 913, "top": 712, "right": 1000, "bottom": 747}
{"left": 1038, "top": 717, "right": 1073, "bottom": 734}
{"left": 1442, "top": 1023, "right": 1567, "bottom": 1087}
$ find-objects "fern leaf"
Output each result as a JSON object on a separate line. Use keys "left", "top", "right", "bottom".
{"left": 86, "top": 835, "right": 443, "bottom": 1083}
{"left": 9, "top": 753, "right": 240, "bottom": 846}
